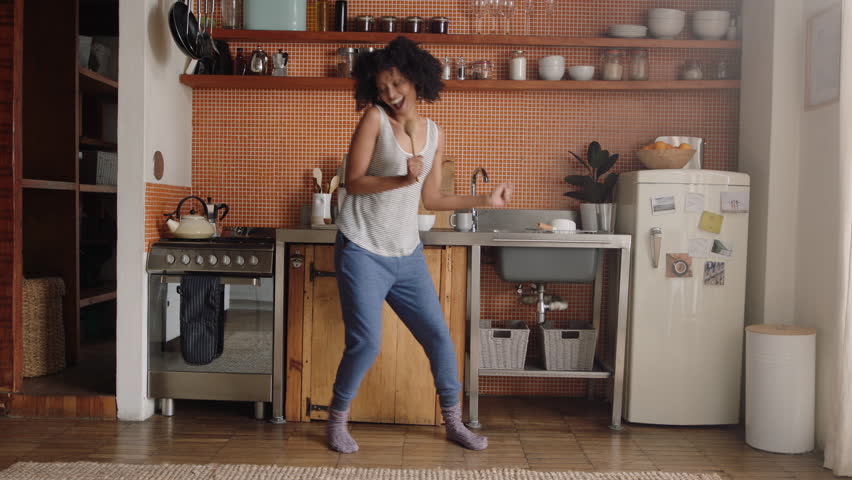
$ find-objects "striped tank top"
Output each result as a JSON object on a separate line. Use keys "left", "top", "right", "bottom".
{"left": 337, "top": 106, "right": 438, "bottom": 257}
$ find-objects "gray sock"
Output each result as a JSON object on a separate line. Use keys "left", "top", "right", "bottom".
{"left": 327, "top": 408, "right": 359, "bottom": 454}
{"left": 441, "top": 403, "right": 488, "bottom": 450}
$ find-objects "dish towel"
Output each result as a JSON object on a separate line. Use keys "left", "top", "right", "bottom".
{"left": 178, "top": 275, "right": 225, "bottom": 365}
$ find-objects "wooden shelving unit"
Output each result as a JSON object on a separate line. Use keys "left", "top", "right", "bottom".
{"left": 212, "top": 29, "right": 741, "bottom": 49}
{"left": 80, "top": 184, "right": 117, "bottom": 193}
{"left": 180, "top": 75, "right": 739, "bottom": 91}
{"left": 80, "top": 283, "right": 117, "bottom": 308}
{"left": 22, "top": 179, "right": 77, "bottom": 191}
{"left": 79, "top": 137, "right": 117, "bottom": 150}
{"left": 79, "top": 67, "right": 118, "bottom": 97}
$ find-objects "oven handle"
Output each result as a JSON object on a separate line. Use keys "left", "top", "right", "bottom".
{"left": 160, "top": 275, "right": 261, "bottom": 286}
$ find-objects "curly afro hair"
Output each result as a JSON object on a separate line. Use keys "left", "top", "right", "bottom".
{"left": 352, "top": 36, "right": 444, "bottom": 111}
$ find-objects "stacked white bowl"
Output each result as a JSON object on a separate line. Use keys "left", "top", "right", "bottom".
{"left": 648, "top": 8, "right": 685, "bottom": 39}
{"left": 568, "top": 65, "right": 595, "bottom": 81}
{"left": 608, "top": 24, "right": 648, "bottom": 38}
{"left": 692, "top": 10, "right": 730, "bottom": 40}
{"left": 538, "top": 55, "right": 565, "bottom": 81}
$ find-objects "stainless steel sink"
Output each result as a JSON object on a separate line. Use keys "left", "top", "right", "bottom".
{"left": 477, "top": 209, "right": 600, "bottom": 283}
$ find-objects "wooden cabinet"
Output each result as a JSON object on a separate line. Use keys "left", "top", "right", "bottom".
{"left": 286, "top": 244, "right": 468, "bottom": 425}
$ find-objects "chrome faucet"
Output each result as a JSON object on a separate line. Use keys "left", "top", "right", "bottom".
{"left": 470, "top": 167, "right": 489, "bottom": 232}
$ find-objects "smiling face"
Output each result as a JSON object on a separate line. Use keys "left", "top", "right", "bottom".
{"left": 375, "top": 67, "right": 417, "bottom": 118}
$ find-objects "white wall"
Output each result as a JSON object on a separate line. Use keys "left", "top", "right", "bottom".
{"left": 116, "top": 0, "right": 193, "bottom": 420}
{"left": 741, "top": 0, "right": 842, "bottom": 450}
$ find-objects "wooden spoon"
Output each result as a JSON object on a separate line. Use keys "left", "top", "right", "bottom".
{"left": 404, "top": 119, "right": 418, "bottom": 182}
{"left": 329, "top": 175, "right": 340, "bottom": 195}
{"left": 312, "top": 168, "right": 323, "bottom": 193}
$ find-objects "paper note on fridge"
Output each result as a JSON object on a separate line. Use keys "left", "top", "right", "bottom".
{"left": 720, "top": 191, "right": 749, "bottom": 212}
{"left": 686, "top": 193, "right": 704, "bottom": 213}
{"left": 699, "top": 211, "right": 724, "bottom": 234}
{"left": 688, "top": 238, "right": 712, "bottom": 258}
{"left": 651, "top": 195, "right": 676, "bottom": 215}
{"left": 711, "top": 239, "right": 734, "bottom": 257}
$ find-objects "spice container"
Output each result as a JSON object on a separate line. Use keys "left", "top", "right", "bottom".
{"left": 714, "top": 59, "right": 728, "bottom": 79}
{"left": 334, "top": 0, "right": 347, "bottom": 31}
{"left": 337, "top": 47, "right": 357, "bottom": 77}
{"left": 680, "top": 59, "right": 703, "bottom": 80}
{"left": 455, "top": 57, "right": 467, "bottom": 80}
{"left": 600, "top": 49, "right": 625, "bottom": 81}
{"left": 628, "top": 48, "right": 648, "bottom": 81}
{"left": 315, "top": 0, "right": 329, "bottom": 31}
{"left": 234, "top": 47, "right": 248, "bottom": 75}
{"left": 379, "top": 16, "right": 399, "bottom": 32}
{"left": 440, "top": 56, "right": 452, "bottom": 80}
{"left": 354, "top": 15, "right": 375, "bottom": 32}
{"left": 470, "top": 60, "right": 493, "bottom": 79}
{"left": 509, "top": 50, "right": 526, "bottom": 80}
{"left": 404, "top": 16, "right": 424, "bottom": 33}
{"left": 429, "top": 16, "right": 449, "bottom": 34}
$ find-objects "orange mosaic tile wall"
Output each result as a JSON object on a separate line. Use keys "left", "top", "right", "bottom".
{"left": 148, "top": 0, "right": 742, "bottom": 396}
{"left": 145, "top": 183, "right": 191, "bottom": 249}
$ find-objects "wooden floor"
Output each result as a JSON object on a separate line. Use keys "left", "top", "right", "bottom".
{"left": 0, "top": 397, "right": 836, "bottom": 479}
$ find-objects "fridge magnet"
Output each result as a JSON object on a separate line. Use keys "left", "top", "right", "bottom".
{"left": 704, "top": 261, "right": 725, "bottom": 285}
{"left": 688, "top": 238, "right": 712, "bottom": 258}
{"left": 686, "top": 192, "right": 705, "bottom": 213}
{"left": 711, "top": 239, "right": 734, "bottom": 257}
{"left": 651, "top": 195, "right": 676, "bottom": 215}
{"left": 720, "top": 191, "right": 749, "bottom": 213}
{"left": 666, "top": 253, "right": 693, "bottom": 278}
{"left": 699, "top": 211, "right": 724, "bottom": 234}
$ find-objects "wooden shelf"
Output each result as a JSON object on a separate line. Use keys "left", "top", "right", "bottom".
{"left": 80, "top": 184, "right": 117, "bottom": 193}
{"left": 179, "top": 75, "right": 740, "bottom": 91}
{"left": 80, "top": 284, "right": 117, "bottom": 308}
{"left": 212, "top": 29, "right": 741, "bottom": 49}
{"left": 79, "top": 67, "right": 118, "bottom": 97}
{"left": 22, "top": 178, "right": 77, "bottom": 191}
{"left": 79, "top": 137, "right": 117, "bottom": 150}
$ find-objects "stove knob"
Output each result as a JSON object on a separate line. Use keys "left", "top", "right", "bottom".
{"left": 195, "top": 255, "right": 204, "bottom": 265}
{"left": 165, "top": 254, "right": 176, "bottom": 265}
{"left": 249, "top": 255, "right": 259, "bottom": 266}
{"left": 222, "top": 255, "right": 232, "bottom": 266}
{"left": 236, "top": 256, "right": 245, "bottom": 266}
{"left": 208, "top": 255, "right": 218, "bottom": 266}
{"left": 181, "top": 254, "right": 191, "bottom": 265}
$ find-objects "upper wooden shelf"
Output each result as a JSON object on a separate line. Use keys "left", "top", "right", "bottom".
{"left": 180, "top": 75, "right": 740, "bottom": 91}
{"left": 212, "top": 29, "right": 741, "bottom": 49}
{"left": 22, "top": 179, "right": 77, "bottom": 191}
{"left": 79, "top": 137, "right": 118, "bottom": 151}
{"left": 79, "top": 67, "right": 118, "bottom": 96}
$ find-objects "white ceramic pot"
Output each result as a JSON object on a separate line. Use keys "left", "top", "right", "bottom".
{"left": 245, "top": 0, "right": 307, "bottom": 31}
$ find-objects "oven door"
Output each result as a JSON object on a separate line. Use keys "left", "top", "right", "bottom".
{"left": 147, "top": 274, "right": 274, "bottom": 402}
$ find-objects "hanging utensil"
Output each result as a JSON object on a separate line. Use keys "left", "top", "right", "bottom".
{"left": 312, "top": 168, "right": 323, "bottom": 192}
{"left": 404, "top": 120, "right": 419, "bottom": 182}
{"left": 168, "top": 0, "right": 201, "bottom": 59}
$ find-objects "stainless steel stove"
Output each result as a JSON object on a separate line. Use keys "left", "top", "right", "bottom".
{"left": 146, "top": 227, "right": 283, "bottom": 423}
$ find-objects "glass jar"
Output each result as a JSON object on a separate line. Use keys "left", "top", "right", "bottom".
{"left": 337, "top": 47, "right": 357, "bottom": 77}
{"left": 455, "top": 57, "right": 467, "bottom": 80}
{"left": 222, "top": 0, "right": 240, "bottom": 29}
{"left": 429, "top": 16, "right": 449, "bottom": 34}
{"left": 714, "top": 59, "right": 728, "bottom": 80}
{"left": 470, "top": 60, "right": 493, "bottom": 80}
{"left": 379, "top": 16, "right": 399, "bottom": 33}
{"left": 315, "top": 0, "right": 328, "bottom": 31}
{"left": 233, "top": 47, "right": 248, "bottom": 75}
{"left": 404, "top": 16, "right": 424, "bottom": 33}
{"left": 628, "top": 48, "right": 649, "bottom": 81}
{"left": 354, "top": 15, "right": 375, "bottom": 32}
{"left": 509, "top": 50, "right": 526, "bottom": 80}
{"left": 440, "top": 56, "right": 452, "bottom": 80}
{"left": 680, "top": 59, "right": 703, "bottom": 80}
{"left": 600, "top": 49, "right": 625, "bottom": 81}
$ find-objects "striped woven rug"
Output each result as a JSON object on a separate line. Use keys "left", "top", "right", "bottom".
{"left": 0, "top": 462, "right": 723, "bottom": 480}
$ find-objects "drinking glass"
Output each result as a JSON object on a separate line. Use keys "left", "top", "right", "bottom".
{"left": 541, "top": 0, "right": 555, "bottom": 34}
{"left": 486, "top": 0, "right": 500, "bottom": 34}
{"left": 516, "top": 0, "right": 533, "bottom": 35}
{"left": 500, "top": 0, "right": 516, "bottom": 35}
{"left": 221, "top": 0, "right": 239, "bottom": 29}
{"left": 470, "top": 0, "right": 487, "bottom": 34}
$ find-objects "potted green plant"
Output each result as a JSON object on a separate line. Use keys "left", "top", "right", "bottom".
{"left": 564, "top": 141, "right": 619, "bottom": 232}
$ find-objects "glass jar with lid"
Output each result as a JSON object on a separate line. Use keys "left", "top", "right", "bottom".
{"left": 379, "top": 16, "right": 399, "bottom": 32}
{"left": 404, "top": 16, "right": 424, "bottom": 33}
{"left": 680, "top": 59, "right": 703, "bottom": 80}
{"left": 509, "top": 50, "right": 526, "bottom": 80}
{"left": 337, "top": 47, "right": 357, "bottom": 77}
{"left": 470, "top": 59, "right": 493, "bottom": 80}
{"left": 429, "top": 16, "right": 449, "bottom": 34}
{"left": 628, "top": 48, "right": 649, "bottom": 81}
{"left": 600, "top": 49, "right": 625, "bottom": 81}
{"left": 354, "top": 15, "right": 375, "bottom": 32}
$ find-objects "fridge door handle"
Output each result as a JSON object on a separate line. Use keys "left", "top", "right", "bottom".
{"left": 650, "top": 227, "right": 662, "bottom": 268}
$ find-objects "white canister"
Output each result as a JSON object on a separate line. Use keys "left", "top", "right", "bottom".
{"left": 245, "top": 0, "right": 307, "bottom": 31}
{"left": 509, "top": 50, "right": 526, "bottom": 80}
{"left": 311, "top": 193, "right": 332, "bottom": 225}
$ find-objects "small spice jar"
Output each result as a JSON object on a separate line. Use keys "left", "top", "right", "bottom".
{"left": 509, "top": 50, "right": 526, "bottom": 80}
{"left": 600, "top": 48, "right": 625, "bottom": 81}
{"left": 379, "top": 15, "right": 399, "bottom": 33}
{"left": 628, "top": 48, "right": 649, "bottom": 81}
{"left": 337, "top": 47, "right": 357, "bottom": 77}
{"left": 353, "top": 15, "right": 375, "bottom": 32}
{"left": 470, "top": 59, "right": 493, "bottom": 79}
{"left": 455, "top": 57, "right": 467, "bottom": 80}
{"left": 680, "top": 59, "right": 703, "bottom": 80}
{"left": 404, "top": 16, "right": 424, "bottom": 33}
{"left": 429, "top": 16, "right": 449, "bottom": 34}
{"left": 440, "top": 56, "right": 452, "bottom": 80}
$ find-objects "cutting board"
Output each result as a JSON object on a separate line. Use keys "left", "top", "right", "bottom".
{"left": 419, "top": 156, "right": 455, "bottom": 229}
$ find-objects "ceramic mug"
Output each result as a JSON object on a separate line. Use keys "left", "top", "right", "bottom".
{"left": 450, "top": 212, "right": 473, "bottom": 232}
{"left": 417, "top": 214, "right": 436, "bottom": 231}
{"left": 311, "top": 193, "right": 332, "bottom": 225}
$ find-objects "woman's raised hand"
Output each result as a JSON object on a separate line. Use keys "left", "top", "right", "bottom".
{"left": 407, "top": 155, "right": 424, "bottom": 183}
{"left": 487, "top": 181, "right": 514, "bottom": 207}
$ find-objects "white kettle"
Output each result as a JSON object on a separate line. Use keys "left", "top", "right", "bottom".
{"left": 164, "top": 196, "right": 216, "bottom": 239}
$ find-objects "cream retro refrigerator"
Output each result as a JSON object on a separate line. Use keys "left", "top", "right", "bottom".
{"left": 615, "top": 170, "right": 750, "bottom": 425}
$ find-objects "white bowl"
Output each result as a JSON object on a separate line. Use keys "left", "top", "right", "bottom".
{"left": 649, "top": 8, "right": 686, "bottom": 19}
{"left": 417, "top": 214, "right": 436, "bottom": 231}
{"left": 551, "top": 218, "right": 576, "bottom": 232}
{"left": 538, "top": 56, "right": 565, "bottom": 81}
{"left": 694, "top": 10, "right": 730, "bottom": 19}
{"left": 568, "top": 65, "right": 595, "bottom": 81}
{"left": 693, "top": 16, "right": 729, "bottom": 40}
{"left": 648, "top": 17, "right": 685, "bottom": 38}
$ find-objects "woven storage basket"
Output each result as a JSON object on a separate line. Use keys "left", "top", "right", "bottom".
{"left": 479, "top": 319, "right": 529, "bottom": 369}
{"left": 23, "top": 277, "right": 67, "bottom": 377}
{"left": 538, "top": 321, "right": 597, "bottom": 371}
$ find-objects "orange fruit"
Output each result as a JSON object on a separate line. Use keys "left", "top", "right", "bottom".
{"left": 654, "top": 141, "right": 669, "bottom": 150}
{"left": 678, "top": 142, "right": 692, "bottom": 149}
{"left": 641, "top": 144, "right": 653, "bottom": 150}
